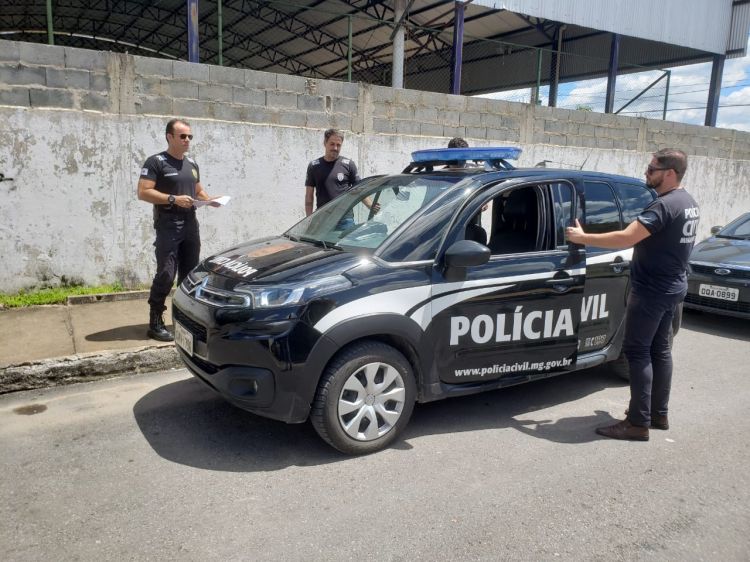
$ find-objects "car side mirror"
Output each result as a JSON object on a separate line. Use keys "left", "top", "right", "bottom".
{"left": 710, "top": 225, "right": 722, "bottom": 235}
{"left": 444, "top": 240, "right": 490, "bottom": 282}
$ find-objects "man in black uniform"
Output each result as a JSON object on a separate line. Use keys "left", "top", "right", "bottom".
{"left": 137, "top": 118, "right": 221, "bottom": 341}
{"left": 304, "top": 129, "right": 377, "bottom": 229}
{"left": 567, "top": 148, "right": 699, "bottom": 441}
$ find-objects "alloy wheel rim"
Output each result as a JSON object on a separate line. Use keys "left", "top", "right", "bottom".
{"left": 337, "top": 362, "right": 406, "bottom": 441}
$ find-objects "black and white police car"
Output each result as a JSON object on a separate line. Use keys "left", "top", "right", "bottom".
{"left": 173, "top": 147, "right": 669, "bottom": 454}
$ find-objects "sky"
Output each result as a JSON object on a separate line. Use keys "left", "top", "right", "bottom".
{"left": 479, "top": 36, "right": 750, "bottom": 132}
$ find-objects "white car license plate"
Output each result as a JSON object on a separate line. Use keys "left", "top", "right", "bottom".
{"left": 174, "top": 321, "right": 194, "bottom": 354}
{"left": 699, "top": 284, "right": 739, "bottom": 302}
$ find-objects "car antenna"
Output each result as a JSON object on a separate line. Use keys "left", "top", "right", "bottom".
{"left": 578, "top": 149, "right": 594, "bottom": 170}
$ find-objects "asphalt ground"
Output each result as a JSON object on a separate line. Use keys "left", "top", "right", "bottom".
{"left": 0, "top": 311, "right": 748, "bottom": 561}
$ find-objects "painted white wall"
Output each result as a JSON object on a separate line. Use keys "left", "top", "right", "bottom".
{"left": 0, "top": 107, "right": 748, "bottom": 292}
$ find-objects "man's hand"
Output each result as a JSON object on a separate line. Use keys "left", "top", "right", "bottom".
{"left": 565, "top": 219, "right": 586, "bottom": 244}
{"left": 175, "top": 195, "right": 194, "bottom": 208}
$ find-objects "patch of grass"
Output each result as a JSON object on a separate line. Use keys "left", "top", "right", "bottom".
{"left": 0, "top": 282, "right": 147, "bottom": 308}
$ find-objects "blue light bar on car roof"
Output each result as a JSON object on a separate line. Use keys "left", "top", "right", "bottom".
{"left": 411, "top": 146, "right": 522, "bottom": 163}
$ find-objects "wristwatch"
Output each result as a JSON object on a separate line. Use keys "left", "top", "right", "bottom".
{"left": 167, "top": 194, "right": 176, "bottom": 205}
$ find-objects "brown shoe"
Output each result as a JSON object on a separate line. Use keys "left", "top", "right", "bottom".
{"left": 596, "top": 419, "right": 649, "bottom": 441}
{"left": 624, "top": 409, "right": 669, "bottom": 430}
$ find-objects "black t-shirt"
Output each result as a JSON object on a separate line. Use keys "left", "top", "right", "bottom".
{"left": 305, "top": 156, "right": 360, "bottom": 209}
{"left": 631, "top": 188, "right": 700, "bottom": 296}
{"left": 140, "top": 152, "right": 200, "bottom": 214}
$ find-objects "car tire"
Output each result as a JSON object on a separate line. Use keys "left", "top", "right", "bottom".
{"left": 311, "top": 341, "right": 416, "bottom": 455}
{"left": 610, "top": 302, "right": 684, "bottom": 382}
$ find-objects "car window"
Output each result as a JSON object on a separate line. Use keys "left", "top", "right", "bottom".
{"left": 615, "top": 182, "right": 654, "bottom": 225}
{"left": 717, "top": 213, "right": 750, "bottom": 238}
{"left": 485, "top": 186, "right": 541, "bottom": 255}
{"left": 584, "top": 181, "right": 622, "bottom": 237}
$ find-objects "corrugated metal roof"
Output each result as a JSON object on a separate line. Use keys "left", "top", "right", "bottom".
{"left": 0, "top": 0, "right": 736, "bottom": 93}
{"left": 474, "top": 0, "right": 748, "bottom": 56}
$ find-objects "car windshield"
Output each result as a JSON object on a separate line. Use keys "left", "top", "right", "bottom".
{"left": 717, "top": 213, "right": 750, "bottom": 240}
{"left": 285, "top": 174, "right": 469, "bottom": 253}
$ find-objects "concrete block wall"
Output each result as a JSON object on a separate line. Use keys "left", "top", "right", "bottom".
{"left": 1, "top": 39, "right": 749, "bottom": 292}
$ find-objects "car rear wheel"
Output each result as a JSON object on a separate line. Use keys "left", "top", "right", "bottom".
{"left": 311, "top": 341, "right": 416, "bottom": 455}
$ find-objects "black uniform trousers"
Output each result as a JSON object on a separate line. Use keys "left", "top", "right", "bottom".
{"left": 623, "top": 289, "right": 685, "bottom": 427}
{"left": 148, "top": 209, "right": 200, "bottom": 312}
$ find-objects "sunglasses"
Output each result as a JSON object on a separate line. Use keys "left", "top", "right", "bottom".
{"left": 647, "top": 165, "right": 671, "bottom": 174}
{"left": 171, "top": 133, "right": 193, "bottom": 140}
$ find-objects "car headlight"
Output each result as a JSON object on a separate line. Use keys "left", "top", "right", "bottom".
{"left": 234, "top": 275, "right": 352, "bottom": 309}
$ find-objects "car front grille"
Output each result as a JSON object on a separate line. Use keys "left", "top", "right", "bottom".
{"left": 690, "top": 264, "right": 750, "bottom": 280}
{"left": 684, "top": 293, "right": 750, "bottom": 314}
{"left": 173, "top": 307, "right": 207, "bottom": 343}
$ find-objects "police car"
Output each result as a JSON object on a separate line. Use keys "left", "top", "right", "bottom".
{"left": 173, "top": 147, "right": 668, "bottom": 454}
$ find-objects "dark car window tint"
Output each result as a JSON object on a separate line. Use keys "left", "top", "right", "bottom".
{"left": 615, "top": 182, "right": 654, "bottom": 225}
{"left": 550, "top": 182, "right": 574, "bottom": 248}
{"left": 584, "top": 181, "right": 622, "bottom": 236}
{"left": 486, "top": 186, "right": 540, "bottom": 255}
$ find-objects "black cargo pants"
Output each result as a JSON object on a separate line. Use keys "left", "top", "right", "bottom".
{"left": 148, "top": 210, "right": 200, "bottom": 312}
{"left": 623, "top": 290, "right": 685, "bottom": 427}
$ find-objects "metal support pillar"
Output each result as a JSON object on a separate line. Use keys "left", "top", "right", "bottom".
{"left": 217, "top": 0, "right": 223, "bottom": 66}
{"left": 187, "top": 0, "right": 200, "bottom": 63}
{"left": 46, "top": 0, "right": 54, "bottom": 45}
{"left": 347, "top": 16, "right": 353, "bottom": 82}
{"left": 604, "top": 33, "right": 620, "bottom": 113}
{"left": 705, "top": 54, "right": 725, "bottom": 127}
{"left": 392, "top": 0, "right": 406, "bottom": 89}
{"left": 548, "top": 24, "right": 565, "bottom": 107}
{"left": 450, "top": 1, "right": 466, "bottom": 95}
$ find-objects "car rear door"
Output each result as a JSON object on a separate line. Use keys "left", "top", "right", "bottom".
{"left": 425, "top": 179, "right": 586, "bottom": 384}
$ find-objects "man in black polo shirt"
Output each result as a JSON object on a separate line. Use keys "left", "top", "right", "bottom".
{"left": 137, "top": 118, "right": 221, "bottom": 341}
{"left": 304, "top": 129, "right": 378, "bottom": 230}
{"left": 567, "top": 148, "right": 700, "bottom": 441}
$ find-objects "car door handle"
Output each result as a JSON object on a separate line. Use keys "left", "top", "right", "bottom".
{"left": 610, "top": 260, "right": 630, "bottom": 273}
{"left": 546, "top": 277, "right": 576, "bottom": 285}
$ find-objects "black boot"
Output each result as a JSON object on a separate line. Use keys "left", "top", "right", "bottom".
{"left": 147, "top": 307, "right": 174, "bottom": 342}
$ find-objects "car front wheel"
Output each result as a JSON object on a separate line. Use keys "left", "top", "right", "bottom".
{"left": 311, "top": 341, "right": 416, "bottom": 455}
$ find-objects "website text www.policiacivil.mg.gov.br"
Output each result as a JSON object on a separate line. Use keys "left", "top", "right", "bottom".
{"left": 454, "top": 357, "right": 573, "bottom": 378}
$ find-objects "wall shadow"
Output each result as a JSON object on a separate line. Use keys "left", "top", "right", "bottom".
{"left": 86, "top": 324, "right": 150, "bottom": 342}
{"left": 681, "top": 309, "right": 750, "bottom": 342}
{"left": 133, "top": 366, "right": 627, "bottom": 472}
{"left": 85, "top": 322, "right": 173, "bottom": 342}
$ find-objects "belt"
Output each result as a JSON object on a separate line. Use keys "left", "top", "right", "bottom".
{"left": 156, "top": 205, "right": 196, "bottom": 215}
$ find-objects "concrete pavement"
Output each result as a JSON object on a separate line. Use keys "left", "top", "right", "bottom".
{"left": 0, "top": 292, "right": 181, "bottom": 393}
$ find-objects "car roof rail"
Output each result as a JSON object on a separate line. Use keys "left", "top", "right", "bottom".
{"left": 404, "top": 146, "right": 522, "bottom": 173}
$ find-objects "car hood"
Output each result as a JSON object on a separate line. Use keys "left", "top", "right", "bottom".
{"left": 202, "top": 236, "right": 362, "bottom": 284}
{"left": 690, "top": 237, "right": 750, "bottom": 267}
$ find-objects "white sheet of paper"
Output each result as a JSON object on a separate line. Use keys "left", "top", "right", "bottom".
{"left": 194, "top": 195, "right": 231, "bottom": 207}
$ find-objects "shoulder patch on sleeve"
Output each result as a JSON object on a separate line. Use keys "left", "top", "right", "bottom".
{"left": 310, "top": 159, "right": 320, "bottom": 166}
{"left": 140, "top": 167, "right": 150, "bottom": 176}
{"left": 341, "top": 159, "right": 350, "bottom": 165}
{"left": 155, "top": 154, "right": 165, "bottom": 161}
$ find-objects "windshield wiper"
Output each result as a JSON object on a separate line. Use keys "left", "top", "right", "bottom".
{"left": 299, "top": 236, "right": 331, "bottom": 249}
{"left": 717, "top": 234, "right": 747, "bottom": 240}
{"left": 284, "top": 233, "right": 300, "bottom": 242}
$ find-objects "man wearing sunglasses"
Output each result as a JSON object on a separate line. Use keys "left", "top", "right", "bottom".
{"left": 137, "top": 118, "right": 220, "bottom": 341}
{"left": 567, "top": 149, "right": 700, "bottom": 441}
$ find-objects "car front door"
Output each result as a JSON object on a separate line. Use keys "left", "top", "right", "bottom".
{"left": 425, "top": 179, "right": 586, "bottom": 385}
{"left": 577, "top": 179, "right": 631, "bottom": 353}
